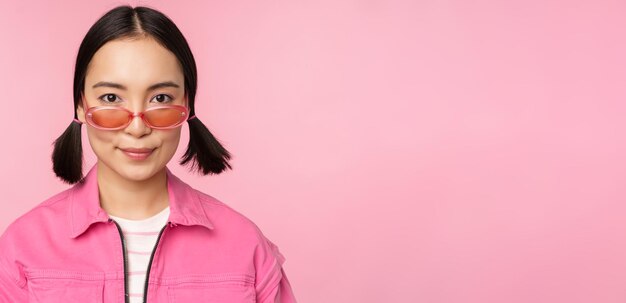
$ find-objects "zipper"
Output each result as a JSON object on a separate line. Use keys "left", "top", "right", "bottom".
{"left": 142, "top": 222, "right": 170, "bottom": 303}
{"left": 110, "top": 219, "right": 129, "bottom": 303}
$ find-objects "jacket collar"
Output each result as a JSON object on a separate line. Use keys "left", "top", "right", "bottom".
{"left": 68, "top": 163, "right": 215, "bottom": 238}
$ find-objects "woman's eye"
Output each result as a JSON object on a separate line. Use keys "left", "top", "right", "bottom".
{"left": 152, "top": 94, "right": 173, "bottom": 103}
{"left": 98, "top": 94, "right": 120, "bottom": 103}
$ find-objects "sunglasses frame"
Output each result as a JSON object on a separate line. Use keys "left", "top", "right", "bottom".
{"left": 81, "top": 97, "right": 190, "bottom": 130}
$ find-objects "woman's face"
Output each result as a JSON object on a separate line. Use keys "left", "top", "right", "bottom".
{"left": 77, "top": 36, "right": 186, "bottom": 182}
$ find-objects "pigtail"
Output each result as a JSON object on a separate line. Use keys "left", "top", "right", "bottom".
{"left": 180, "top": 117, "right": 232, "bottom": 175}
{"left": 51, "top": 120, "right": 84, "bottom": 184}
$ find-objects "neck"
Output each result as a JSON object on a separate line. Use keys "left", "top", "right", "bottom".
{"left": 96, "top": 161, "right": 170, "bottom": 220}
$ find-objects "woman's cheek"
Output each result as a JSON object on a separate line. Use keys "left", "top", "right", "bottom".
{"left": 86, "top": 128, "right": 118, "bottom": 157}
{"left": 159, "top": 130, "right": 182, "bottom": 159}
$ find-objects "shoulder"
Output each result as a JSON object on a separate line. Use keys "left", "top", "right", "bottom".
{"left": 193, "top": 189, "right": 268, "bottom": 239}
{"left": 0, "top": 187, "right": 75, "bottom": 269}
{"left": 191, "top": 189, "right": 286, "bottom": 260}
{"left": 190, "top": 189, "right": 288, "bottom": 275}
{"left": 1, "top": 187, "right": 73, "bottom": 238}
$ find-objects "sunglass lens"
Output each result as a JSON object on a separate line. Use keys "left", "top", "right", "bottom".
{"left": 144, "top": 108, "right": 186, "bottom": 128}
{"left": 91, "top": 108, "right": 130, "bottom": 129}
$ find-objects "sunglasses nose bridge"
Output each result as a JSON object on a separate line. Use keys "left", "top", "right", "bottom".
{"left": 127, "top": 111, "right": 151, "bottom": 128}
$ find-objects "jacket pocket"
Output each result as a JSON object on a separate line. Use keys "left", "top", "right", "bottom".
{"left": 167, "top": 273, "right": 256, "bottom": 303}
{"left": 26, "top": 273, "right": 104, "bottom": 303}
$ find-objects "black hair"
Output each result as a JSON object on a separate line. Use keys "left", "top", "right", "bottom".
{"left": 51, "top": 5, "right": 232, "bottom": 184}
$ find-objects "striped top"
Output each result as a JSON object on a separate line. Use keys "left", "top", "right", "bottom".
{"left": 109, "top": 206, "right": 170, "bottom": 303}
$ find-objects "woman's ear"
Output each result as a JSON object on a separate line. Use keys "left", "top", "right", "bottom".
{"left": 76, "top": 93, "right": 86, "bottom": 123}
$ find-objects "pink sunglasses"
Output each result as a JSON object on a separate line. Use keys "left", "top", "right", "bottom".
{"left": 75, "top": 97, "right": 196, "bottom": 130}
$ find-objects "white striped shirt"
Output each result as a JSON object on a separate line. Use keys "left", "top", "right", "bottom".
{"left": 109, "top": 206, "right": 170, "bottom": 303}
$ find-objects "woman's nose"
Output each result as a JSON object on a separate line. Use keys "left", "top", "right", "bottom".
{"left": 124, "top": 113, "right": 152, "bottom": 137}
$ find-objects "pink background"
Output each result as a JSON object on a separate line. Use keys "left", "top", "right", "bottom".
{"left": 1, "top": 1, "right": 625, "bottom": 302}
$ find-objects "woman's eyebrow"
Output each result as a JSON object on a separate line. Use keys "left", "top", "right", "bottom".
{"left": 91, "top": 81, "right": 180, "bottom": 91}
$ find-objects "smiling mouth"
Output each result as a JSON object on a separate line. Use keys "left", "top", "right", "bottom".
{"left": 119, "top": 147, "right": 156, "bottom": 160}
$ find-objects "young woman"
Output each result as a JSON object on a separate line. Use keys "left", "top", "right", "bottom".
{"left": 0, "top": 5, "right": 296, "bottom": 303}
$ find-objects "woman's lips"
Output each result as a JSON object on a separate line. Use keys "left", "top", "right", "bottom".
{"left": 119, "top": 147, "right": 155, "bottom": 160}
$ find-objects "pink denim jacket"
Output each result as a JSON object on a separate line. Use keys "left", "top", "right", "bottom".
{"left": 0, "top": 163, "right": 297, "bottom": 302}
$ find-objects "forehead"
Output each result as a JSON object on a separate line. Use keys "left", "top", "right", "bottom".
{"left": 85, "top": 37, "right": 184, "bottom": 90}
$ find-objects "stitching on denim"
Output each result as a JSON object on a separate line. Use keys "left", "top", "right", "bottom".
{"left": 24, "top": 269, "right": 106, "bottom": 281}
{"left": 151, "top": 273, "right": 255, "bottom": 286}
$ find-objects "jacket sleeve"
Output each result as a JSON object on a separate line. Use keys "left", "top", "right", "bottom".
{"left": 0, "top": 224, "right": 28, "bottom": 302}
{"left": 266, "top": 266, "right": 297, "bottom": 303}
{"left": 254, "top": 233, "right": 297, "bottom": 303}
